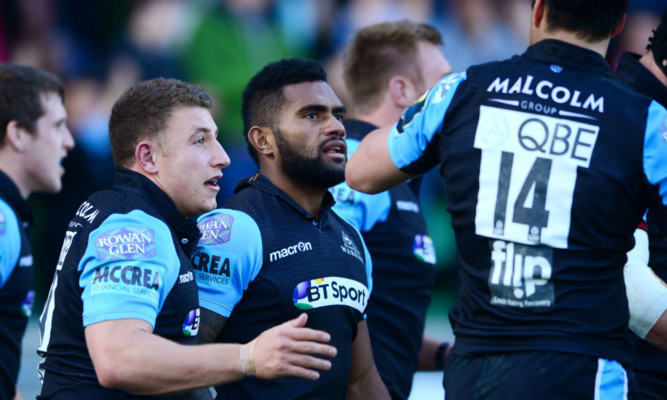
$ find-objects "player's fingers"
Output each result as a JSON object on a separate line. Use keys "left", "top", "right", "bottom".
{"left": 288, "top": 340, "right": 337, "bottom": 358}
{"left": 278, "top": 364, "right": 324, "bottom": 381}
{"left": 289, "top": 353, "right": 333, "bottom": 371}
{"left": 285, "top": 313, "right": 308, "bottom": 328}
{"left": 284, "top": 326, "right": 331, "bottom": 343}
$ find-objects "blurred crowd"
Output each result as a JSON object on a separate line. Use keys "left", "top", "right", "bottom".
{"left": 0, "top": 0, "right": 664, "bottom": 305}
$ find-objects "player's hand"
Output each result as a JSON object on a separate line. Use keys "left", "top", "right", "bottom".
{"left": 241, "top": 313, "right": 337, "bottom": 380}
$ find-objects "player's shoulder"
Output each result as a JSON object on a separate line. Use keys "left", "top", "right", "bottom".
{"left": 0, "top": 197, "right": 19, "bottom": 231}
{"left": 197, "top": 208, "right": 261, "bottom": 246}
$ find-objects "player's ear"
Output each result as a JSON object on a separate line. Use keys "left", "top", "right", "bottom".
{"left": 134, "top": 140, "right": 159, "bottom": 174}
{"left": 248, "top": 126, "right": 275, "bottom": 159}
{"left": 611, "top": 14, "right": 626, "bottom": 38}
{"left": 532, "top": 0, "right": 545, "bottom": 28}
{"left": 5, "top": 121, "right": 31, "bottom": 152}
{"left": 388, "top": 76, "right": 412, "bottom": 109}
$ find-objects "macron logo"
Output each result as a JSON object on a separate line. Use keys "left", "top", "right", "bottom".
{"left": 270, "top": 241, "right": 313, "bottom": 262}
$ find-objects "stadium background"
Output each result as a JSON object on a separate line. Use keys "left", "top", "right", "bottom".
{"left": 3, "top": 0, "right": 662, "bottom": 398}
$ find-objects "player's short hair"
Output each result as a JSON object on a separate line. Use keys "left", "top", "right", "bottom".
{"left": 241, "top": 58, "right": 327, "bottom": 165}
{"left": 109, "top": 78, "right": 214, "bottom": 169}
{"left": 647, "top": 9, "right": 667, "bottom": 78}
{"left": 343, "top": 20, "right": 443, "bottom": 114}
{"left": 532, "top": 0, "right": 629, "bottom": 42}
{"left": 0, "top": 63, "right": 64, "bottom": 145}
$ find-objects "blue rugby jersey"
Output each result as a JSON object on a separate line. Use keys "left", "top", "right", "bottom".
{"left": 194, "top": 174, "right": 373, "bottom": 400}
{"left": 330, "top": 119, "right": 435, "bottom": 400}
{"left": 616, "top": 51, "right": 667, "bottom": 397}
{"left": 38, "top": 169, "right": 201, "bottom": 400}
{"left": 386, "top": 39, "right": 667, "bottom": 364}
{"left": 0, "top": 170, "right": 34, "bottom": 400}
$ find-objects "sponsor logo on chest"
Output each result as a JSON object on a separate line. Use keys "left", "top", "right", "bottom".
{"left": 293, "top": 277, "right": 368, "bottom": 313}
{"left": 182, "top": 308, "right": 200, "bottom": 336}
{"left": 270, "top": 241, "right": 313, "bottom": 262}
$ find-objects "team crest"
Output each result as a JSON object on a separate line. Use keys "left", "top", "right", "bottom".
{"left": 340, "top": 232, "right": 363, "bottom": 263}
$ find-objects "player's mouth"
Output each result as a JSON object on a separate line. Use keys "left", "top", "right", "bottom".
{"left": 322, "top": 140, "right": 347, "bottom": 161}
{"left": 205, "top": 176, "right": 221, "bottom": 191}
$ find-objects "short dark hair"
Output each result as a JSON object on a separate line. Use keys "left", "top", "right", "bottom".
{"left": 109, "top": 78, "right": 214, "bottom": 168}
{"left": 532, "top": 0, "right": 629, "bottom": 42}
{"left": 0, "top": 63, "right": 64, "bottom": 145}
{"left": 343, "top": 20, "right": 443, "bottom": 114}
{"left": 241, "top": 58, "right": 327, "bottom": 165}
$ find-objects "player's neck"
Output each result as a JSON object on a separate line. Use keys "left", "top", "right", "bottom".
{"left": 262, "top": 169, "right": 328, "bottom": 219}
{"left": 0, "top": 154, "right": 30, "bottom": 198}
{"left": 531, "top": 30, "right": 611, "bottom": 58}
{"left": 356, "top": 105, "right": 403, "bottom": 129}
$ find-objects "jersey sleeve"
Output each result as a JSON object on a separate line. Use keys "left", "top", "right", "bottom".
{"left": 79, "top": 210, "right": 179, "bottom": 328}
{"left": 643, "top": 101, "right": 667, "bottom": 222}
{"left": 331, "top": 138, "right": 391, "bottom": 232}
{"left": 194, "top": 209, "right": 263, "bottom": 318}
{"left": 0, "top": 199, "right": 21, "bottom": 288}
{"left": 388, "top": 71, "right": 467, "bottom": 175}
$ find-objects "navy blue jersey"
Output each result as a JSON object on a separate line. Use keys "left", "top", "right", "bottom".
{"left": 194, "top": 174, "right": 372, "bottom": 400}
{"left": 616, "top": 51, "right": 667, "bottom": 397}
{"left": 0, "top": 170, "right": 34, "bottom": 400}
{"left": 37, "top": 169, "right": 201, "bottom": 400}
{"left": 387, "top": 39, "right": 667, "bottom": 364}
{"left": 330, "top": 119, "right": 435, "bottom": 400}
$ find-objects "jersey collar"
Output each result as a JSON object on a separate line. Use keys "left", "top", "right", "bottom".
{"left": 235, "top": 173, "right": 336, "bottom": 221}
{"left": 524, "top": 39, "right": 613, "bottom": 79}
{"left": 113, "top": 168, "right": 202, "bottom": 250}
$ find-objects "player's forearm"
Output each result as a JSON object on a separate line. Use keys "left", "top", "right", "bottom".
{"left": 345, "top": 321, "right": 391, "bottom": 400}
{"left": 346, "top": 125, "right": 410, "bottom": 194}
{"left": 97, "top": 335, "right": 244, "bottom": 395}
{"left": 645, "top": 309, "right": 667, "bottom": 351}
{"left": 345, "top": 370, "right": 390, "bottom": 400}
{"left": 418, "top": 336, "right": 449, "bottom": 371}
{"left": 86, "top": 321, "right": 245, "bottom": 395}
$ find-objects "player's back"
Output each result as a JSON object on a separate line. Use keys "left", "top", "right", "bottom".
{"left": 428, "top": 39, "right": 667, "bottom": 363}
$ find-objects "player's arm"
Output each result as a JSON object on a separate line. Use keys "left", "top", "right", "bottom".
{"left": 347, "top": 73, "right": 468, "bottom": 194}
{"left": 624, "top": 224, "right": 667, "bottom": 350}
{"left": 345, "top": 125, "right": 415, "bottom": 194}
{"left": 345, "top": 320, "right": 391, "bottom": 400}
{"left": 86, "top": 313, "right": 336, "bottom": 395}
{"left": 183, "top": 308, "right": 228, "bottom": 400}
{"left": 331, "top": 138, "right": 393, "bottom": 231}
{"left": 417, "top": 336, "right": 452, "bottom": 371}
{"left": 646, "top": 311, "right": 667, "bottom": 350}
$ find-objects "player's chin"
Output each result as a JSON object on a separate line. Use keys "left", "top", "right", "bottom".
{"left": 39, "top": 177, "right": 62, "bottom": 194}
{"left": 201, "top": 196, "right": 219, "bottom": 213}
